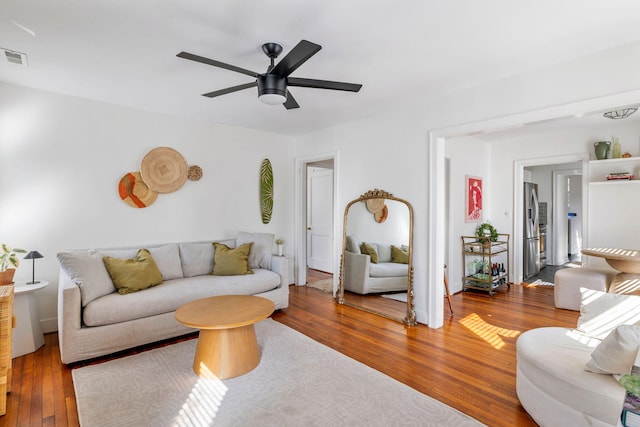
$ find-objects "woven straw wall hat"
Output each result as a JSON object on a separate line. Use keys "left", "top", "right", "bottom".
{"left": 140, "top": 147, "right": 188, "bottom": 193}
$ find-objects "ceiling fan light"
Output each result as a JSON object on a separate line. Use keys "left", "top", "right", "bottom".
{"left": 257, "top": 74, "right": 287, "bottom": 105}
{"left": 259, "top": 93, "right": 286, "bottom": 105}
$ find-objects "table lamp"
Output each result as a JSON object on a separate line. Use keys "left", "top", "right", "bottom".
{"left": 24, "top": 250, "right": 43, "bottom": 284}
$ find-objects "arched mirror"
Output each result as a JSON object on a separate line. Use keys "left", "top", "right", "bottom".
{"left": 336, "top": 189, "right": 416, "bottom": 325}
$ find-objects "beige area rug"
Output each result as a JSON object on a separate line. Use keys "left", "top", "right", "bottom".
{"left": 381, "top": 292, "right": 408, "bottom": 302}
{"left": 306, "top": 278, "right": 333, "bottom": 293}
{"left": 73, "top": 319, "right": 485, "bottom": 427}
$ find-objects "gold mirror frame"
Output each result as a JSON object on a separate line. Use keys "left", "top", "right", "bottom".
{"left": 336, "top": 189, "right": 416, "bottom": 326}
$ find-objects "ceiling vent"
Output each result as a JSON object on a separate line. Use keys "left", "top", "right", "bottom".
{"left": 1, "top": 48, "right": 28, "bottom": 66}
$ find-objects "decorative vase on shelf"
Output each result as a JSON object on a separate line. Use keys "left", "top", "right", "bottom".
{"left": 594, "top": 141, "right": 611, "bottom": 160}
{"left": 277, "top": 245, "right": 283, "bottom": 256}
{"left": 612, "top": 137, "right": 622, "bottom": 159}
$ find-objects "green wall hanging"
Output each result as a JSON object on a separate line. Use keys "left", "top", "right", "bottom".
{"left": 260, "top": 159, "right": 273, "bottom": 224}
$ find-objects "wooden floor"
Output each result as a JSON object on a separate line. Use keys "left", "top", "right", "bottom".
{"left": 1, "top": 281, "right": 577, "bottom": 426}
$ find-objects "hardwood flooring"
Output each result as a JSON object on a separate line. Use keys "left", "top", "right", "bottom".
{"left": 1, "top": 282, "right": 577, "bottom": 426}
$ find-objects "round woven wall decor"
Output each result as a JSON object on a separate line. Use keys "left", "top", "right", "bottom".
{"left": 140, "top": 147, "right": 188, "bottom": 193}
{"left": 118, "top": 171, "right": 158, "bottom": 208}
{"left": 187, "top": 165, "right": 203, "bottom": 181}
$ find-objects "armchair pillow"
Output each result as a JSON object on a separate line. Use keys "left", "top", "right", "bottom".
{"left": 102, "top": 249, "right": 164, "bottom": 295}
{"left": 212, "top": 242, "right": 254, "bottom": 276}
{"left": 585, "top": 324, "right": 640, "bottom": 374}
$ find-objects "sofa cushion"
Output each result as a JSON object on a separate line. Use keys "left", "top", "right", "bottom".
{"left": 391, "top": 245, "right": 409, "bottom": 264}
{"left": 212, "top": 242, "right": 253, "bottom": 276}
{"left": 361, "top": 242, "right": 379, "bottom": 264}
{"left": 236, "top": 231, "right": 274, "bottom": 269}
{"left": 57, "top": 249, "right": 116, "bottom": 307}
{"left": 103, "top": 249, "right": 164, "bottom": 294}
{"left": 346, "top": 234, "right": 361, "bottom": 253}
{"left": 585, "top": 324, "right": 640, "bottom": 374}
{"left": 517, "top": 327, "right": 625, "bottom": 425}
{"left": 377, "top": 244, "right": 392, "bottom": 263}
{"left": 370, "top": 262, "right": 408, "bottom": 278}
{"left": 83, "top": 269, "right": 281, "bottom": 326}
{"left": 577, "top": 288, "right": 640, "bottom": 340}
{"left": 178, "top": 242, "right": 214, "bottom": 277}
{"left": 100, "top": 244, "right": 183, "bottom": 281}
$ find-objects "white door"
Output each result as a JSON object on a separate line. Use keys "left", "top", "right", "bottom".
{"left": 306, "top": 166, "right": 333, "bottom": 272}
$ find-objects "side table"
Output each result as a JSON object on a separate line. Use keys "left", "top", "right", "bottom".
{"left": 12, "top": 280, "right": 49, "bottom": 358}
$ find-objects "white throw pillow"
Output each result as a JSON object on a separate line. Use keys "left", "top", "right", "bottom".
{"left": 236, "top": 231, "right": 274, "bottom": 269}
{"left": 585, "top": 324, "right": 640, "bottom": 374}
{"left": 57, "top": 250, "right": 116, "bottom": 307}
{"left": 577, "top": 288, "right": 640, "bottom": 340}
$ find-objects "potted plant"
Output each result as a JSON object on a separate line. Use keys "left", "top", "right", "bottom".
{"left": 275, "top": 238, "right": 284, "bottom": 256}
{"left": 0, "top": 244, "right": 27, "bottom": 285}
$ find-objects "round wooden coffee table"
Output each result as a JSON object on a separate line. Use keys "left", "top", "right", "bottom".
{"left": 582, "top": 248, "right": 640, "bottom": 294}
{"left": 175, "top": 295, "right": 275, "bottom": 379}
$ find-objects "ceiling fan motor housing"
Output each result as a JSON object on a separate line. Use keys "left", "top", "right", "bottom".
{"left": 257, "top": 74, "right": 287, "bottom": 103}
{"left": 257, "top": 74, "right": 286, "bottom": 96}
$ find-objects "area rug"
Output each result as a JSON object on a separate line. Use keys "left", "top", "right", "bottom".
{"left": 73, "top": 319, "right": 484, "bottom": 427}
{"left": 381, "top": 292, "right": 408, "bottom": 302}
{"left": 306, "top": 278, "right": 333, "bottom": 293}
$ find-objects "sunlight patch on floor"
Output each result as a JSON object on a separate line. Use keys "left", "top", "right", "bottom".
{"left": 173, "top": 363, "right": 228, "bottom": 426}
{"left": 459, "top": 313, "right": 521, "bottom": 350}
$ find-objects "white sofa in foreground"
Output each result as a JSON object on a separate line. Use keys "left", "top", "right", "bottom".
{"left": 516, "top": 288, "right": 640, "bottom": 426}
{"left": 57, "top": 233, "right": 288, "bottom": 364}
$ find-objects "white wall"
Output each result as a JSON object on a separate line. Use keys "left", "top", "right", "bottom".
{"left": 445, "top": 136, "right": 492, "bottom": 293}
{"left": 0, "top": 83, "right": 295, "bottom": 332}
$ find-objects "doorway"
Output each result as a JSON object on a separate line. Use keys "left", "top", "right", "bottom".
{"left": 295, "top": 154, "right": 337, "bottom": 287}
{"left": 517, "top": 160, "right": 585, "bottom": 285}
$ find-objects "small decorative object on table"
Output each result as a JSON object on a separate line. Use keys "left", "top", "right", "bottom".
{"left": 275, "top": 238, "right": 284, "bottom": 256}
{"left": 0, "top": 244, "right": 27, "bottom": 285}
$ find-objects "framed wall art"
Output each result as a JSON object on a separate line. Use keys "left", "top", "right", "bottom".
{"left": 465, "top": 175, "right": 483, "bottom": 222}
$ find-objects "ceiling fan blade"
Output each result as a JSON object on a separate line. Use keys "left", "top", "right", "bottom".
{"left": 270, "top": 40, "right": 321, "bottom": 78}
{"left": 283, "top": 90, "right": 300, "bottom": 110}
{"left": 202, "top": 82, "right": 257, "bottom": 98}
{"left": 288, "top": 77, "right": 362, "bottom": 92}
{"left": 177, "top": 51, "right": 259, "bottom": 78}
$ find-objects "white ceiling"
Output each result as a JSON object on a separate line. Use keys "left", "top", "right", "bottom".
{"left": 2, "top": 1, "right": 640, "bottom": 136}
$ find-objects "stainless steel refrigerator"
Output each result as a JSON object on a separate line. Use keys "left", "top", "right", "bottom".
{"left": 523, "top": 182, "right": 541, "bottom": 279}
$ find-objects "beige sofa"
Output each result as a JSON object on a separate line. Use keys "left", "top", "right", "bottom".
{"left": 516, "top": 288, "right": 638, "bottom": 426}
{"left": 343, "top": 235, "right": 408, "bottom": 294}
{"left": 57, "top": 233, "right": 288, "bottom": 364}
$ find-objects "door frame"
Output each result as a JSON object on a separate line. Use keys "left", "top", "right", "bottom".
{"left": 294, "top": 151, "right": 338, "bottom": 286}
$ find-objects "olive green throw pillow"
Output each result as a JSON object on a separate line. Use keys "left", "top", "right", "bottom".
{"left": 360, "top": 242, "right": 379, "bottom": 264}
{"left": 391, "top": 245, "right": 409, "bottom": 264}
{"left": 103, "top": 248, "right": 164, "bottom": 295}
{"left": 212, "top": 242, "right": 254, "bottom": 276}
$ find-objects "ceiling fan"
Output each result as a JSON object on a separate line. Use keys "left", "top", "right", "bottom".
{"left": 177, "top": 40, "right": 362, "bottom": 110}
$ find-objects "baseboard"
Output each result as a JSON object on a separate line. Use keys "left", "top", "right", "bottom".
{"left": 41, "top": 317, "right": 57, "bottom": 334}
